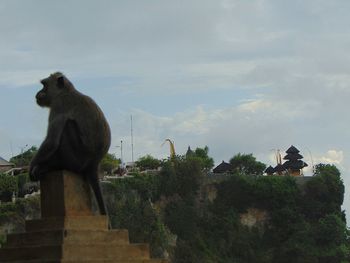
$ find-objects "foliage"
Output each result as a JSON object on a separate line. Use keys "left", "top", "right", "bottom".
{"left": 303, "top": 164, "right": 345, "bottom": 221}
{"left": 135, "top": 155, "right": 161, "bottom": 171}
{"left": 0, "top": 158, "right": 348, "bottom": 262}
{"left": 104, "top": 174, "right": 170, "bottom": 258}
{"left": 16, "top": 173, "right": 34, "bottom": 198}
{"left": 159, "top": 157, "right": 203, "bottom": 200}
{"left": 0, "top": 233, "right": 5, "bottom": 248}
{"left": 202, "top": 164, "right": 349, "bottom": 263}
{"left": 229, "top": 153, "right": 266, "bottom": 176}
{"left": 102, "top": 160, "right": 349, "bottom": 262}
{"left": 0, "top": 173, "right": 18, "bottom": 202}
{"left": 187, "top": 146, "right": 215, "bottom": 170}
{"left": 100, "top": 153, "right": 120, "bottom": 175}
{"left": 10, "top": 146, "right": 37, "bottom": 167}
{"left": 0, "top": 196, "right": 40, "bottom": 232}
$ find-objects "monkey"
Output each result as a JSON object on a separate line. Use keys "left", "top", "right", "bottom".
{"left": 29, "top": 72, "right": 111, "bottom": 215}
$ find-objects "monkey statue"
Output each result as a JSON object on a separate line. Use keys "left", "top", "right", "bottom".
{"left": 30, "top": 72, "right": 111, "bottom": 215}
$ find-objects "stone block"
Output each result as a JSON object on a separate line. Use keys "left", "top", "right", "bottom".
{"left": 40, "top": 171, "right": 93, "bottom": 217}
{"left": 25, "top": 216, "right": 108, "bottom": 232}
{"left": 5, "top": 229, "right": 129, "bottom": 248}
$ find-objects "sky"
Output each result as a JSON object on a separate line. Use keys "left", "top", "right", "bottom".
{"left": 0, "top": 1, "right": 349, "bottom": 220}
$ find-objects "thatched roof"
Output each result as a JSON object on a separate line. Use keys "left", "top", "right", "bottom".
{"left": 283, "top": 160, "right": 308, "bottom": 170}
{"left": 283, "top": 152, "right": 304, "bottom": 160}
{"left": 265, "top": 166, "right": 275, "bottom": 174}
{"left": 286, "top": 145, "right": 300, "bottom": 154}
{"left": 274, "top": 163, "right": 286, "bottom": 173}
{"left": 213, "top": 161, "right": 233, "bottom": 174}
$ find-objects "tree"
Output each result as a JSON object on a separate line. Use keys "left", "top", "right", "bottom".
{"left": 229, "top": 153, "right": 266, "bottom": 175}
{"left": 0, "top": 173, "right": 18, "bottom": 201}
{"left": 100, "top": 153, "right": 120, "bottom": 175}
{"left": 105, "top": 174, "right": 170, "bottom": 258}
{"left": 159, "top": 157, "right": 203, "bottom": 200}
{"left": 10, "top": 146, "right": 37, "bottom": 167}
{"left": 187, "top": 146, "right": 214, "bottom": 170}
{"left": 135, "top": 155, "right": 161, "bottom": 171}
{"left": 303, "top": 164, "right": 345, "bottom": 220}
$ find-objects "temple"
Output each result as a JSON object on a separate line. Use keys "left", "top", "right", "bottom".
{"left": 266, "top": 145, "right": 308, "bottom": 176}
{"left": 282, "top": 145, "right": 308, "bottom": 176}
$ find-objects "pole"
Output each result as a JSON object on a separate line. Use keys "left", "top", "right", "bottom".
{"left": 120, "top": 140, "right": 123, "bottom": 164}
{"left": 131, "top": 115, "right": 134, "bottom": 163}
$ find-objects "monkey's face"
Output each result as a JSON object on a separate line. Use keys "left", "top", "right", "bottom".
{"left": 36, "top": 82, "right": 51, "bottom": 107}
{"left": 36, "top": 73, "right": 66, "bottom": 107}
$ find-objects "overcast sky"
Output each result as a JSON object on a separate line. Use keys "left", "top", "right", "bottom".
{"left": 0, "top": 0, "right": 349, "bottom": 220}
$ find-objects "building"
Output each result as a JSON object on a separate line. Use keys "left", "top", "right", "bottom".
{"left": 282, "top": 145, "right": 308, "bottom": 176}
{"left": 213, "top": 161, "right": 233, "bottom": 174}
{"left": 0, "top": 157, "right": 14, "bottom": 173}
{"left": 265, "top": 145, "right": 308, "bottom": 176}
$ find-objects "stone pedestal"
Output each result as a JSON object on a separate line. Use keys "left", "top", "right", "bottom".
{"left": 0, "top": 170, "right": 168, "bottom": 263}
{"left": 40, "top": 170, "right": 93, "bottom": 217}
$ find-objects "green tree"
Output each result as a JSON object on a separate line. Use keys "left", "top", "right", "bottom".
{"left": 229, "top": 153, "right": 266, "bottom": 175}
{"left": 10, "top": 146, "right": 37, "bottom": 167}
{"left": 159, "top": 157, "right": 203, "bottom": 200}
{"left": 100, "top": 153, "right": 120, "bottom": 175}
{"left": 187, "top": 146, "right": 214, "bottom": 170}
{"left": 0, "top": 173, "right": 18, "bottom": 201}
{"left": 105, "top": 174, "right": 169, "bottom": 258}
{"left": 303, "top": 164, "right": 345, "bottom": 220}
{"left": 312, "top": 214, "right": 350, "bottom": 262}
{"left": 135, "top": 155, "right": 161, "bottom": 171}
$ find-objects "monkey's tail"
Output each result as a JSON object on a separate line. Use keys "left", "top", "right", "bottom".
{"left": 86, "top": 168, "right": 107, "bottom": 215}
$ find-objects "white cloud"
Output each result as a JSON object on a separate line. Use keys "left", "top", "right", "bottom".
{"left": 318, "top": 150, "right": 344, "bottom": 166}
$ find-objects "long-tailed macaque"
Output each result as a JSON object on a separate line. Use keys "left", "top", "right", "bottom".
{"left": 30, "top": 72, "right": 111, "bottom": 215}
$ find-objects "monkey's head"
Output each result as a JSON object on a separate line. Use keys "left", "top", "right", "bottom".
{"left": 36, "top": 72, "right": 75, "bottom": 107}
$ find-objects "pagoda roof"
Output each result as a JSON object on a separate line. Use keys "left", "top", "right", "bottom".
{"left": 265, "top": 166, "right": 275, "bottom": 174}
{"left": 283, "top": 160, "right": 308, "bottom": 170}
{"left": 274, "top": 163, "right": 286, "bottom": 173}
{"left": 283, "top": 152, "right": 304, "bottom": 160}
{"left": 286, "top": 145, "right": 300, "bottom": 154}
{"left": 213, "top": 161, "right": 233, "bottom": 174}
{"left": 185, "top": 146, "right": 194, "bottom": 157}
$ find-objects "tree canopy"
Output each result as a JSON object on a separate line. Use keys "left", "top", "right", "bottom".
{"left": 100, "top": 153, "right": 120, "bottom": 175}
{"left": 229, "top": 153, "right": 266, "bottom": 175}
{"left": 135, "top": 155, "right": 161, "bottom": 171}
{"left": 10, "top": 146, "right": 37, "bottom": 167}
{"left": 186, "top": 146, "right": 214, "bottom": 170}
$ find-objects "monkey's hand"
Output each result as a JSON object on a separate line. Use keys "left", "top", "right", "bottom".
{"left": 29, "top": 165, "right": 41, "bottom": 182}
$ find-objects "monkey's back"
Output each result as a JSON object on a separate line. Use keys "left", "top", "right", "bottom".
{"left": 61, "top": 91, "right": 111, "bottom": 164}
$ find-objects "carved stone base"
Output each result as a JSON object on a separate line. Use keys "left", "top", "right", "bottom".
{"left": 0, "top": 171, "right": 168, "bottom": 263}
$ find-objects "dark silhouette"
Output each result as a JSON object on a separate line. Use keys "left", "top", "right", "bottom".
{"left": 29, "top": 72, "right": 111, "bottom": 215}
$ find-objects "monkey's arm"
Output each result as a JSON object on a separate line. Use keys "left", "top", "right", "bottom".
{"left": 30, "top": 116, "right": 67, "bottom": 179}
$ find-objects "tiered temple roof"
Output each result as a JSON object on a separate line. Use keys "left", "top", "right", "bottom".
{"left": 265, "top": 145, "right": 308, "bottom": 176}
{"left": 283, "top": 145, "right": 308, "bottom": 172}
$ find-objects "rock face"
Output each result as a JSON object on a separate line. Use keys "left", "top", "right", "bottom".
{"left": 0, "top": 171, "right": 168, "bottom": 263}
{"left": 240, "top": 208, "right": 269, "bottom": 229}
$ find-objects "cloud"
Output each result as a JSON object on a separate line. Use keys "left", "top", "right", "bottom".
{"left": 319, "top": 150, "right": 344, "bottom": 166}
{"left": 0, "top": 0, "right": 350, "bottom": 223}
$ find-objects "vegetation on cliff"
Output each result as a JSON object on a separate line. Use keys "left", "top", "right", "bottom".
{"left": 104, "top": 157, "right": 349, "bottom": 263}
{"left": 0, "top": 151, "right": 348, "bottom": 262}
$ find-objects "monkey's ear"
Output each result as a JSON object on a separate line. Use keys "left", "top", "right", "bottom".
{"left": 57, "top": 76, "right": 65, "bottom": 89}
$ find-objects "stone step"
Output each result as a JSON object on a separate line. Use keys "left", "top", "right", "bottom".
{"left": 25, "top": 216, "right": 108, "bottom": 232}
{"left": 0, "top": 244, "right": 150, "bottom": 261}
{"left": 2, "top": 260, "right": 169, "bottom": 263}
{"left": 5, "top": 229, "right": 130, "bottom": 248}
